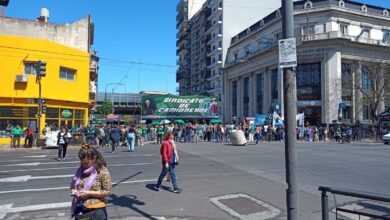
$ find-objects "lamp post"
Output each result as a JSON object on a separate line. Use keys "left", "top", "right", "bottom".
{"left": 104, "top": 83, "right": 123, "bottom": 100}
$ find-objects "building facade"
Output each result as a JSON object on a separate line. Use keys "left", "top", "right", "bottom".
{"left": 0, "top": 10, "right": 97, "bottom": 143}
{"left": 224, "top": 0, "right": 390, "bottom": 125}
{"left": 176, "top": 0, "right": 281, "bottom": 114}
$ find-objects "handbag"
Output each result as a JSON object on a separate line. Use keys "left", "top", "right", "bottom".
{"left": 75, "top": 200, "right": 107, "bottom": 220}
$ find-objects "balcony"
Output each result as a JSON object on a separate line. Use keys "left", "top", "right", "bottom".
{"left": 89, "top": 92, "right": 96, "bottom": 101}
{"left": 225, "top": 42, "right": 277, "bottom": 68}
{"left": 302, "top": 31, "right": 390, "bottom": 47}
{"left": 90, "top": 65, "right": 97, "bottom": 81}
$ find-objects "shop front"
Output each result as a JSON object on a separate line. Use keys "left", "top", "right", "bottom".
{"left": 0, "top": 104, "right": 87, "bottom": 145}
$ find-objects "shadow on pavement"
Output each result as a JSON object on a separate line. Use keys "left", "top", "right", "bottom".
{"left": 112, "top": 171, "right": 142, "bottom": 188}
{"left": 109, "top": 194, "right": 158, "bottom": 220}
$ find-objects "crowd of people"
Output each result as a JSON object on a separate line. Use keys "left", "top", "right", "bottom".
{"left": 6, "top": 120, "right": 367, "bottom": 151}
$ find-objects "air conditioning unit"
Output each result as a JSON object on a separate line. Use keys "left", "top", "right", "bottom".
{"left": 15, "top": 75, "right": 28, "bottom": 83}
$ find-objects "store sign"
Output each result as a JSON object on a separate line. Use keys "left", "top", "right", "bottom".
{"left": 279, "top": 38, "right": 297, "bottom": 68}
{"left": 61, "top": 109, "right": 72, "bottom": 118}
{"left": 106, "top": 114, "right": 119, "bottom": 120}
{"left": 141, "top": 94, "right": 218, "bottom": 119}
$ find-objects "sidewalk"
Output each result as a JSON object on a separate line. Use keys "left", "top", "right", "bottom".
{"left": 0, "top": 144, "right": 83, "bottom": 152}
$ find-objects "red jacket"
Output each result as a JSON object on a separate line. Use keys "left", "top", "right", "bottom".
{"left": 160, "top": 140, "right": 173, "bottom": 163}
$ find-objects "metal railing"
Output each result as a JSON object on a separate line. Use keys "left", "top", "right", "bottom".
{"left": 319, "top": 186, "right": 390, "bottom": 220}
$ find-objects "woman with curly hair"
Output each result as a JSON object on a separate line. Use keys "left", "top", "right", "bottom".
{"left": 70, "top": 144, "right": 112, "bottom": 220}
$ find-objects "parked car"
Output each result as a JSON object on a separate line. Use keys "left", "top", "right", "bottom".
{"left": 382, "top": 132, "right": 390, "bottom": 144}
{"left": 44, "top": 131, "right": 60, "bottom": 147}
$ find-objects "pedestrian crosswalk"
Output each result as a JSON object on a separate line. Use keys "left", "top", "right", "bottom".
{"left": 0, "top": 147, "right": 159, "bottom": 219}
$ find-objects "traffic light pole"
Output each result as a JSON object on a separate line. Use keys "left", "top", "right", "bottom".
{"left": 281, "top": 0, "right": 299, "bottom": 220}
{"left": 37, "top": 76, "right": 42, "bottom": 143}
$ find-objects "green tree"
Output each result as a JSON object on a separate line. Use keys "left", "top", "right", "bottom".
{"left": 98, "top": 99, "right": 113, "bottom": 115}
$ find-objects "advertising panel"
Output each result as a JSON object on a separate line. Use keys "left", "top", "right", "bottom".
{"left": 141, "top": 94, "right": 218, "bottom": 119}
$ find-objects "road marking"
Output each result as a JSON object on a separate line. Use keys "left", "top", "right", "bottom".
{"left": 0, "top": 174, "right": 74, "bottom": 183}
{"left": 0, "top": 178, "right": 157, "bottom": 194}
{"left": 0, "top": 202, "right": 71, "bottom": 219}
{"left": 209, "top": 194, "right": 281, "bottom": 220}
{"left": 0, "top": 162, "right": 153, "bottom": 173}
{"left": 22, "top": 155, "right": 47, "bottom": 158}
{"left": 3, "top": 162, "right": 41, "bottom": 166}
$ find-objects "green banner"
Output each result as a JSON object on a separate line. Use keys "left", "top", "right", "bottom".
{"left": 141, "top": 94, "right": 219, "bottom": 119}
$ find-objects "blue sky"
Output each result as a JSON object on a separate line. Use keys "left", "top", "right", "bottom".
{"left": 3, "top": 0, "right": 390, "bottom": 95}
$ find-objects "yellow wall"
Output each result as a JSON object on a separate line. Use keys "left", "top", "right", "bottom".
{"left": 0, "top": 35, "right": 90, "bottom": 102}
{"left": 0, "top": 35, "right": 91, "bottom": 144}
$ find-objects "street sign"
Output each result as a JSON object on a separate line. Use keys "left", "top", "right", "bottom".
{"left": 279, "top": 38, "right": 297, "bottom": 68}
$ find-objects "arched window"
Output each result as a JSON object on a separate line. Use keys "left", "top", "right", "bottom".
{"left": 276, "top": 10, "right": 281, "bottom": 18}
{"left": 338, "top": 0, "right": 345, "bottom": 8}
{"left": 304, "top": 1, "right": 313, "bottom": 9}
{"left": 383, "top": 10, "right": 389, "bottom": 16}
{"left": 361, "top": 5, "right": 368, "bottom": 13}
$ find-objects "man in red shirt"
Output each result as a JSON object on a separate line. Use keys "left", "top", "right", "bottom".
{"left": 24, "top": 127, "right": 35, "bottom": 148}
{"left": 154, "top": 132, "right": 181, "bottom": 193}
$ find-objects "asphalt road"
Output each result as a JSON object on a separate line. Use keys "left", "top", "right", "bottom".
{"left": 0, "top": 140, "right": 389, "bottom": 220}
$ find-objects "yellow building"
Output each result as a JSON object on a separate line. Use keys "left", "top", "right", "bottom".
{"left": 0, "top": 10, "right": 97, "bottom": 144}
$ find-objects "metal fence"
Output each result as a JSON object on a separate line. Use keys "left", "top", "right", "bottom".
{"left": 319, "top": 186, "right": 390, "bottom": 220}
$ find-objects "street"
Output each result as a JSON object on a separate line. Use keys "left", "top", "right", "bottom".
{"left": 0, "top": 140, "right": 390, "bottom": 220}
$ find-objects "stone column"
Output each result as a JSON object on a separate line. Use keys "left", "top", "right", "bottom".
{"left": 249, "top": 72, "right": 256, "bottom": 116}
{"left": 237, "top": 76, "right": 243, "bottom": 120}
{"left": 224, "top": 77, "right": 231, "bottom": 122}
{"left": 354, "top": 61, "right": 363, "bottom": 123}
{"left": 378, "top": 66, "right": 386, "bottom": 115}
{"left": 326, "top": 51, "right": 342, "bottom": 124}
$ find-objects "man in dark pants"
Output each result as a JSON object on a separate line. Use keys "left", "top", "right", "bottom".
{"left": 24, "top": 127, "right": 35, "bottom": 148}
{"left": 109, "top": 125, "right": 121, "bottom": 153}
{"left": 11, "top": 125, "right": 23, "bottom": 148}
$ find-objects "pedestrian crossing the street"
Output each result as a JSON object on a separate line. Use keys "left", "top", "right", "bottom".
{"left": 0, "top": 147, "right": 159, "bottom": 219}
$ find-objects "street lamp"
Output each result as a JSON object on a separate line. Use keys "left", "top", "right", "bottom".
{"left": 104, "top": 83, "right": 123, "bottom": 100}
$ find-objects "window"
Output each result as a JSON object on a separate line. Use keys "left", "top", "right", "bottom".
{"left": 24, "top": 62, "right": 37, "bottom": 75}
{"left": 363, "top": 105, "right": 370, "bottom": 120}
{"left": 342, "top": 63, "right": 352, "bottom": 101}
{"left": 218, "top": 54, "right": 222, "bottom": 62}
{"left": 362, "top": 65, "right": 373, "bottom": 91}
{"left": 244, "top": 45, "right": 251, "bottom": 56}
{"left": 232, "top": 81, "right": 238, "bottom": 116}
{"left": 303, "top": 25, "right": 315, "bottom": 35}
{"left": 243, "top": 77, "right": 250, "bottom": 116}
{"left": 296, "top": 62, "right": 322, "bottom": 101}
{"left": 60, "top": 67, "right": 76, "bottom": 81}
{"left": 257, "top": 74, "right": 264, "bottom": 114}
{"left": 271, "top": 69, "right": 279, "bottom": 103}
{"left": 233, "top": 51, "right": 239, "bottom": 61}
{"left": 340, "top": 23, "right": 348, "bottom": 35}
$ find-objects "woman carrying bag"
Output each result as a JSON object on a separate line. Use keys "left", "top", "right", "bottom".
{"left": 70, "top": 144, "right": 112, "bottom": 220}
{"left": 57, "top": 128, "right": 72, "bottom": 161}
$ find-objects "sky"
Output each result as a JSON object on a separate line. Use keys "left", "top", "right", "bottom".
{"left": 3, "top": 0, "right": 390, "bottom": 95}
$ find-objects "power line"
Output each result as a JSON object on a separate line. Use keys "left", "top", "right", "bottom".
{"left": 0, "top": 45, "right": 177, "bottom": 68}
{"left": 100, "top": 58, "right": 177, "bottom": 68}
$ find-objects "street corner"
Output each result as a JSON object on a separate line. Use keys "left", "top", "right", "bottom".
{"left": 209, "top": 193, "right": 281, "bottom": 220}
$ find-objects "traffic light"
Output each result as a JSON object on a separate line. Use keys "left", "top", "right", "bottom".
{"left": 0, "top": 0, "right": 9, "bottom": 7}
{"left": 41, "top": 103, "right": 47, "bottom": 114}
{"left": 36, "top": 61, "right": 47, "bottom": 77}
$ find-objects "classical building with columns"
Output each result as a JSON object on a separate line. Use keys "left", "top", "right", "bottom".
{"left": 223, "top": 0, "right": 390, "bottom": 125}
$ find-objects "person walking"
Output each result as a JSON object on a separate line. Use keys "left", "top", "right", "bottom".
{"left": 136, "top": 125, "right": 144, "bottom": 146}
{"left": 57, "top": 128, "right": 72, "bottom": 161}
{"left": 23, "top": 127, "right": 35, "bottom": 148}
{"left": 154, "top": 132, "right": 182, "bottom": 193}
{"left": 109, "top": 125, "right": 121, "bottom": 153}
{"left": 70, "top": 144, "right": 111, "bottom": 220}
{"left": 11, "top": 124, "right": 23, "bottom": 148}
{"left": 126, "top": 125, "right": 136, "bottom": 152}
{"left": 156, "top": 125, "right": 164, "bottom": 145}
